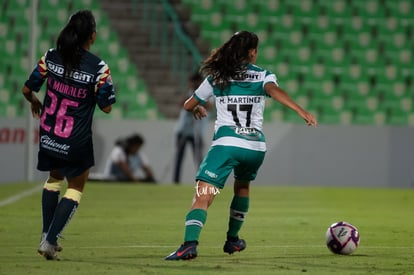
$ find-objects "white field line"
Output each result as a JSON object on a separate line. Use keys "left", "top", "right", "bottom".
{"left": 6, "top": 247, "right": 414, "bottom": 254}
{"left": 0, "top": 184, "right": 42, "bottom": 207}
{"left": 2, "top": 187, "right": 414, "bottom": 251}
{"left": 17, "top": 244, "right": 412, "bottom": 250}
{"left": 81, "top": 245, "right": 414, "bottom": 249}
{"left": 8, "top": 244, "right": 414, "bottom": 250}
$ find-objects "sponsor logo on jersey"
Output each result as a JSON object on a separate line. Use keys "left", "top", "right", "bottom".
{"left": 234, "top": 72, "right": 261, "bottom": 80}
{"left": 46, "top": 61, "right": 94, "bottom": 83}
{"left": 235, "top": 127, "right": 257, "bottom": 135}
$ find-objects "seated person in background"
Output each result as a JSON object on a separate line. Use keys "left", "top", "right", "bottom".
{"left": 103, "top": 134, "right": 156, "bottom": 183}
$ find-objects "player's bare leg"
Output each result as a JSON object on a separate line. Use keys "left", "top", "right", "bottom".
{"left": 39, "top": 169, "right": 89, "bottom": 260}
{"left": 165, "top": 181, "right": 219, "bottom": 260}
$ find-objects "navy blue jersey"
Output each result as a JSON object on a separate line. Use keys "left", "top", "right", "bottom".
{"left": 25, "top": 48, "right": 116, "bottom": 161}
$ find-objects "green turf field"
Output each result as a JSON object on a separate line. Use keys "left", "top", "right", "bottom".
{"left": 0, "top": 182, "right": 413, "bottom": 274}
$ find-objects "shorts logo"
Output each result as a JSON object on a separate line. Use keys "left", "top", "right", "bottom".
{"left": 40, "top": 135, "right": 70, "bottom": 155}
{"left": 205, "top": 170, "right": 217, "bottom": 179}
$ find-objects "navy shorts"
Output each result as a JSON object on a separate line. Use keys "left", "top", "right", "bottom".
{"left": 37, "top": 150, "right": 94, "bottom": 178}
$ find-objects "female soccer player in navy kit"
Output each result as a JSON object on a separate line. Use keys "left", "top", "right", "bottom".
{"left": 22, "top": 10, "right": 116, "bottom": 260}
{"left": 166, "top": 31, "right": 317, "bottom": 260}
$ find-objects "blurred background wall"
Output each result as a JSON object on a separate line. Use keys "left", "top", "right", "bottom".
{"left": 1, "top": 117, "right": 413, "bottom": 187}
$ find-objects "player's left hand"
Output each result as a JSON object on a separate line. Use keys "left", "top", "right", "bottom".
{"left": 302, "top": 111, "right": 317, "bottom": 127}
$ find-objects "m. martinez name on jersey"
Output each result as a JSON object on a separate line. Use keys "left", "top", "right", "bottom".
{"left": 47, "top": 60, "right": 94, "bottom": 84}
{"left": 218, "top": 96, "right": 262, "bottom": 104}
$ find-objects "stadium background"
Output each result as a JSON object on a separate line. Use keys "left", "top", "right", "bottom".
{"left": 0, "top": 0, "right": 413, "bottom": 187}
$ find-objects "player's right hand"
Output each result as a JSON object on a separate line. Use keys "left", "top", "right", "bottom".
{"left": 192, "top": 105, "right": 207, "bottom": 120}
{"left": 30, "top": 98, "right": 43, "bottom": 119}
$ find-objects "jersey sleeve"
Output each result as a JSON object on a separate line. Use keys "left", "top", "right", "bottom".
{"left": 95, "top": 61, "right": 116, "bottom": 109}
{"left": 263, "top": 71, "right": 279, "bottom": 97}
{"left": 193, "top": 78, "right": 214, "bottom": 105}
{"left": 263, "top": 71, "right": 279, "bottom": 87}
{"left": 24, "top": 51, "right": 49, "bottom": 92}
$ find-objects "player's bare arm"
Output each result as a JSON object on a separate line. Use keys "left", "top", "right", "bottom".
{"left": 184, "top": 96, "right": 207, "bottom": 120}
{"left": 265, "top": 82, "right": 317, "bottom": 127}
{"left": 101, "top": 105, "right": 112, "bottom": 113}
{"left": 22, "top": 85, "right": 42, "bottom": 119}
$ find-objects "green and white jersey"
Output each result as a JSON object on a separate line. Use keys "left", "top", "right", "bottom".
{"left": 194, "top": 64, "right": 278, "bottom": 152}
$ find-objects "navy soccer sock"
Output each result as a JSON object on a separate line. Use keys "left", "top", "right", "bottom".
{"left": 41, "top": 189, "right": 60, "bottom": 234}
{"left": 46, "top": 189, "right": 82, "bottom": 245}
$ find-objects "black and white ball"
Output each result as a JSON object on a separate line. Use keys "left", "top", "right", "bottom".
{"left": 325, "top": 221, "right": 360, "bottom": 255}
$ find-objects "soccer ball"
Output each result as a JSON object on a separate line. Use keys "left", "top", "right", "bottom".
{"left": 325, "top": 221, "right": 360, "bottom": 255}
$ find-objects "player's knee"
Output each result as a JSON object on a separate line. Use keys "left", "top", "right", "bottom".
{"left": 44, "top": 177, "right": 64, "bottom": 192}
{"left": 193, "top": 180, "right": 221, "bottom": 207}
{"left": 63, "top": 188, "right": 83, "bottom": 204}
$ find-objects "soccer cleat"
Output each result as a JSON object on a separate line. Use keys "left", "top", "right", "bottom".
{"left": 165, "top": 241, "right": 198, "bottom": 260}
{"left": 223, "top": 238, "right": 246, "bottom": 254}
{"left": 40, "top": 233, "right": 62, "bottom": 252}
{"left": 38, "top": 240, "right": 60, "bottom": 261}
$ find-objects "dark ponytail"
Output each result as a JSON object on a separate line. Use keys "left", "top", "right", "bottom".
{"left": 200, "top": 31, "right": 259, "bottom": 91}
{"left": 57, "top": 10, "right": 96, "bottom": 72}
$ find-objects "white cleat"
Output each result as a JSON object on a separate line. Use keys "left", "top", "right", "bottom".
{"left": 38, "top": 239, "right": 60, "bottom": 261}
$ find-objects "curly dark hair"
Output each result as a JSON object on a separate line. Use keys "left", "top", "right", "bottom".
{"left": 200, "top": 31, "right": 259, "bottom": 91}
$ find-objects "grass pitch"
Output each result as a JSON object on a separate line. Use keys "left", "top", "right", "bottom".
{"left": 0, "top": 182, "right": 413, "bottom": 274}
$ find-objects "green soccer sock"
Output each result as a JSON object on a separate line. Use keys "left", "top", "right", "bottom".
{"left": 227, "top": 196, "right": 249, "bottom": 239}
{"left": 184, "top": 208, "right": 207, "bottom": 242}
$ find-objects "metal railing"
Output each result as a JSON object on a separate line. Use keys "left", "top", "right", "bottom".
{"left": 137, "top": 0, "right": 203, "bottom": 91}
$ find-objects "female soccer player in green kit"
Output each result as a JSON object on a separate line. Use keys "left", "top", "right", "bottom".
{"left": 166, "top": 31, "right": 317, "bottom": 260}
